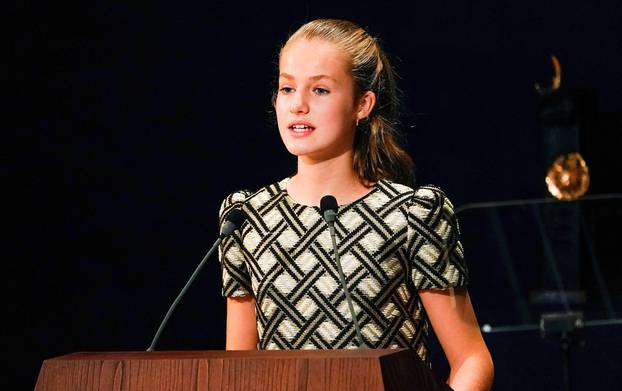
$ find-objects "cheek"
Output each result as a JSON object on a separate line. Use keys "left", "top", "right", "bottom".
{"left": 274, "top": 96, "right": 287, "bottom": 126}
{"left": 274, "top": 99, "right": 289, "bottom": 142}
{"left": 322, "top": 100, "right": 356, "bottom": 127}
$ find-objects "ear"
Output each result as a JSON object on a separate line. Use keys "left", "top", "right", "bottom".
{"left": 356, "top": 90, "right": 376, "bottom": 120}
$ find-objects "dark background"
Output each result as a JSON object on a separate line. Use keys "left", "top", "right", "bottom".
{"left": 11, "top": 1, "right": 622, "bottom": 390}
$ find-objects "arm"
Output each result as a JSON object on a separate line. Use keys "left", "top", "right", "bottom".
{"left": 419, "top": 288, "right": 494, "bottom": 391}
{"left": 226, "top": 295, "right": 259, "bottom": 350}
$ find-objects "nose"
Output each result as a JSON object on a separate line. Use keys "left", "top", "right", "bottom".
{"left": 290, "top": 91, "right": 309, "bottom": 114}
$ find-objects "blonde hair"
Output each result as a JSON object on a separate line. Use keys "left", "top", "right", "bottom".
{"left": 280, "top": 19, "right": 414, "bottom": 186}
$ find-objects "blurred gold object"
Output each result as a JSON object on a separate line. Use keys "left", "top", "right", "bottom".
{"left": 535, "top": 55, "right": 562, "bottom": 95}
{"left": 545, "top": 153, "right": 590, "bottom": 201}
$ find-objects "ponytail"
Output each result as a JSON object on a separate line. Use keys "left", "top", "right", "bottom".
{"left": 354, "top": 114, "right": 414, "bottom": 187}
{"left": 352, "top": 45, "right": 414, "bottom": 187}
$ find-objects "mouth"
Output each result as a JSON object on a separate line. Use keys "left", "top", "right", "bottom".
{"left": 288, "top": 123, "right": 315, "bottom": 135}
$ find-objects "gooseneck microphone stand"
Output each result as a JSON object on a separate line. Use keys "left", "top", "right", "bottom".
{"left": 320, "top": 195, "right": 366, "bottom": 348}
{"left": 146, "top": 208, "right": 246, "bottom": 351}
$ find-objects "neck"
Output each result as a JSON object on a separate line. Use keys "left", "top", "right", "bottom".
{"left": 286, "top": 150, "right": 372, "bottom": 206}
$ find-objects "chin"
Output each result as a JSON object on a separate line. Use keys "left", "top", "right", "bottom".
{"left": 279, "top": 137, "right": 310, "bottom": 155}
{"left": 283, "top": 145, "right": 312, "bottom": 157}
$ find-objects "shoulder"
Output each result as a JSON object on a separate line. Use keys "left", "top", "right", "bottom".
{"left": 219, "top": 178, "right": 288, "bottom": 217}
{"left": 221, "top": 189, "right": 254, "bottom": 207}
{"left": 408, "top": 184, "right": 460, "bottom": 237}
{"left": 378, "top": 180, "right": 454, "bottom": 207}
{"left": 380, "top": 180, "right": 458, "bottom": 220}
{"left": 371, "top": 179, "right": 416, "bottom": 208}
{"left": 412, "top": 184, "right": 453, "bottom": 207}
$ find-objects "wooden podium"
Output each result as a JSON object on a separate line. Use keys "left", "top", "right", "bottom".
{"left": 35, "top": 348, "right": 451, "bottom": 390}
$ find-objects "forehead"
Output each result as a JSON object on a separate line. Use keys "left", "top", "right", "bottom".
{"left": 279, "top": 39, "right": 351, "bottom": 79}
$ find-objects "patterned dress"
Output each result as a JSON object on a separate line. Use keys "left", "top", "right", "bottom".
{"left": 218, "top": 177, "right": 468, "bottom": 361}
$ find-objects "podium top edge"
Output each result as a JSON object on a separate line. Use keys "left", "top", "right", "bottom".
{"left": 49, "top": 348, "right": 412, "bottom": 361}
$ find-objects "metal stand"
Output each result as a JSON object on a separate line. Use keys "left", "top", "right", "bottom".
{"left": 482, "top": 316, "right": 622, "bottom": 390}
{"left": 540, "top": 311, "right": 584, "bottom": 391}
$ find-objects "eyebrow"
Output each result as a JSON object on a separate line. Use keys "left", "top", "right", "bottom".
{"left": 279, "top": 73, "right": 338, "bottom": 83}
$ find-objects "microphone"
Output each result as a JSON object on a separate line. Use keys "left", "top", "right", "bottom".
{"left": 146, "top": 207, "right": 247, "bottom": 351}
{"left": 219, "top": 208, "right": 246, "bottom": 238}
{"left": 320, "top": 195, "right": 366, "bottom": 348}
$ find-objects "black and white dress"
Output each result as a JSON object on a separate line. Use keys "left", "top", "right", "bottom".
{"left": 218, "top": 177, "right": 468, "bottom": 361}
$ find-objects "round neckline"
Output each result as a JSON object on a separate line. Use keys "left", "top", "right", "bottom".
{"left": 278, "top": 177, "right": 382, "bottom": 211}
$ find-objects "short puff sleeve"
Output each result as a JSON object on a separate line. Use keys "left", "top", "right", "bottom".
{"left": 407, "top": 185, "right": 469, "bottom": 290}
{"left": 218, "top": 190, "right": 253, "bottom": 298}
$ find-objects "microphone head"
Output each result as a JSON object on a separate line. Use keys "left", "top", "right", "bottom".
{"left": 220, "top": 208, "right": 247, "bottom": 237}
{"left": 320, "top": 195, "right": 338, "bottom": 224}
{"left": 226, "top": 208, "right": 246, "bottom": 227}
{"left": 320, "top": 195, "right": 338, "bottom": 214}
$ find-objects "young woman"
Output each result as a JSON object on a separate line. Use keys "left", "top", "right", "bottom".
{"left": 218, "top": 19, "right": 494, "bottom": 390}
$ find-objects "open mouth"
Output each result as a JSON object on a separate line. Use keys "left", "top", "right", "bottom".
{"left": 290, "top": 124, "right": 315, "bottom": 133}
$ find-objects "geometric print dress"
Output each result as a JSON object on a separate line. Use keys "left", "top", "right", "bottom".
{"left": 218, "top": 177, "right": 468, "bottom": 362}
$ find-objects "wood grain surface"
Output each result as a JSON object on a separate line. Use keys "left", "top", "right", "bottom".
{"left": 35, "top": 349, "right": 450, "bottom": 391}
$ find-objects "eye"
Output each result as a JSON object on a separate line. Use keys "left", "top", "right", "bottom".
{"left": 313, "top": 87, "right": 330, "bottom": 95}
{"left": 279, "top": 86, "right": 294, "bottom": 94}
